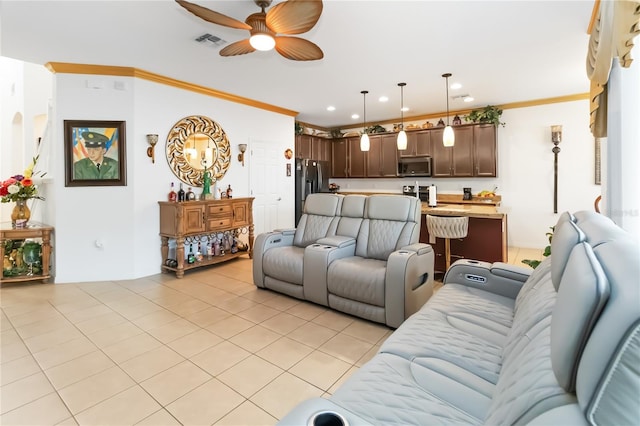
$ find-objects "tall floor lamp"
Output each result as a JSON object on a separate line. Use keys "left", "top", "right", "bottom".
{"left": 551, "top": 125, "right": 562, "bottom": 213}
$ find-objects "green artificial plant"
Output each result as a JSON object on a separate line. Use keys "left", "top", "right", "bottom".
{"left": 465, "top": 105, "right": 505, "bottom": 127}
{"left": 521, "top": 226, "right": 554, "bottom": 269}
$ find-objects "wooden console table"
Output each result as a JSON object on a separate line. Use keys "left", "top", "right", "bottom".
{"left": 159, "top": 198, "right": 254, "bottom": 278}
{"left": 1, "top": 222, "right": 53, "bottom": 284}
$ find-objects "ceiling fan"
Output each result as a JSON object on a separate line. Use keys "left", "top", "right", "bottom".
{"left": 176, "top": 0, "right": 324, "bottom": 61}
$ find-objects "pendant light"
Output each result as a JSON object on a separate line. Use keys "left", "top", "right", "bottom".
{"left": 397, "top": 82, "right": 407, "bottom": 150}
{"left": 442, "top": 73, "right": 455, "bottom": 147}
{"left": 360, "top": 90, "right": 370, "bottom": 151}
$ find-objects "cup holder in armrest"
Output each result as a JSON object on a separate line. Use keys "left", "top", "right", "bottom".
{"left": 308, "top": 410, "right": 349, "bottom": 426}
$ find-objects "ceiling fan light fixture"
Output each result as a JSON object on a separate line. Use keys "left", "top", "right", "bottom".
{"left": 442, "top": 73, "right": 455, "bottom": 147}
{"left": 249, "top": 33, "right": 275, "bottom": 51}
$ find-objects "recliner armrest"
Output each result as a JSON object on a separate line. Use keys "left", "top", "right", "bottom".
{"left": 400, "top": 242, "right": 432, "bottom": 256}
{"left": 443, "top": 259, "right": 528, "bottom": 299}
{"left": 490, "top": 262, "right": 531, "bottom": 283}
{"left": 316, "top": 236, "right": 356, "bottom": 249}
{"left": 274, "top": 228, "right": 296, "bottom": 236}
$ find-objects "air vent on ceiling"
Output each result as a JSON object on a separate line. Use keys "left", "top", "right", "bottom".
{"left": 195, "top": 33, "right": 227, "bottom": 47}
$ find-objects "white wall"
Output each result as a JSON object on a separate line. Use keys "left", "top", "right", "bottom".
{"left": 332, "top": 100, "right": 600, "bottom": 248}
{"left": 48, "top": 72, "right": 293, "bottom": 283}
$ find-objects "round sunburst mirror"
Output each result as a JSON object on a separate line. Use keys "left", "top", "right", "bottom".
{"left": 166, "top": 115, "right": 231, "bottom": 186}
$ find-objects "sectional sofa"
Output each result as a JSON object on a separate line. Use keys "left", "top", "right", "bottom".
{"left": 253, "top": 193, "right": 434, "bottom": 328}
{"left": 279, "top": 210, "right": 640, "bottom": 425}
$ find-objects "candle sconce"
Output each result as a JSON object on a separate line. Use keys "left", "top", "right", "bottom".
{"left": 551, "top": 125, "right": 562, "bottom": 213}
{"left": 238, "top": 144, "right": 248, "bottom": 166}
{"left": 146, "top": 134, "right": 158, "bottom": 163}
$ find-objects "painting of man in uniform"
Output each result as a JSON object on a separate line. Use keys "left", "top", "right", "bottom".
{"left": 73, "top": 128, "right": 119, "bottom": 179}
{"left": 64, "top": 120, "right": 126, "bottom": 187}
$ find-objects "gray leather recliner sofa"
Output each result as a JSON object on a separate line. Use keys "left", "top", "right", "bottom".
{"left": 253, "top": 193, "right": 434, "bottom": 328}
{"left": 279, "top": 210, "right": 640, "bottom": 425}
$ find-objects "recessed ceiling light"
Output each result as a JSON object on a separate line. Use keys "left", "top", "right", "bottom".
{"left": 327, "top": 106, "right": 336, "bottom": 111}
{"left": 379, "top": 96, "right": 389, "bottom": 103}
{"left": 463, "top": 96, "right": 474, "bottom": 102}
{"left": 450, "top": 83, "right": 462, "bottom": 90}
{"left": 352, "top": 114, "right": 360, "bottom": 119}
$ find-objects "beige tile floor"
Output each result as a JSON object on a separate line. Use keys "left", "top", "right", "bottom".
{"left": 1, "top": 248, "right": 541, "bottom": 425}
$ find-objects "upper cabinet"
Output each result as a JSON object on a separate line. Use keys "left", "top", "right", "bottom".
{"left": 328, "top": 123, "right": 496, "bottom": 179}
{"left": 296, "top": 135, "right": 332, "bottom": 162}
{"left": 473, "top": 124, "right": 497, "bottom": 177}
{"left": 368, "top": 134, "right": 398, "bottom": 177}
{"left": 400, "top": 130, "right": 431, "bottom": 157}
{"left": 295, "top": 135, "right": 312, "bottom": 159}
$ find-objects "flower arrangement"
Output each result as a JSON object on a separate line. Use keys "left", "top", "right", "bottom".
{"left": 1, "top": 156, "right": 46, "bottom": 203}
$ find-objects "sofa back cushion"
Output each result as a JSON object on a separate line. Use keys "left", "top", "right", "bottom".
{"left": 551, "top": 242, "right": 609, "bottom": 391}
{"left": 336, "top": 195, "right": 367, "bottom": 238}
{"left": 355, "top": 196, "right": 421, "bottom": 261}
{"left": 576, "top": 236, "right": 640, "bottom": 422}
{"left": 294, "top": 193, "right": 342, "bottom": 247}
{"left": 550, "top": 218, "right": 585, "bottom": 290}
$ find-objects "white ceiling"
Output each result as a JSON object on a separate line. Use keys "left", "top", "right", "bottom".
{"left": 0, "top": 0, "right": 594, "bottom": 129}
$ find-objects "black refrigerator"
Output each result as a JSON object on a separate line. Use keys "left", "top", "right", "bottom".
{"left": 295, "top": 158, "right": 330, "bottom": 225}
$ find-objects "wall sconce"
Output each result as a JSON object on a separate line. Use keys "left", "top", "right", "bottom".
{"left": 146, "top": 134, "right": 158, "bottom": 163}
{"left": 238, "top": 144, "right": 248, "bottom": 166}
{"left": 551, "top": 125, "right": 562, "bottom": 213}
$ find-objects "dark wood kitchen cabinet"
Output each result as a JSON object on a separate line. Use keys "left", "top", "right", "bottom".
{"left": 400, "top": 130, "right": 431, "bottom": 157}
{"left": 295, "top": 135, "right": 312, "bottom": 159}
{"left": 311, "top": 137, "right": 332, "bottom": 162}
{"left": 367, "top": 134, "right": 398, "bottom": 177}
{"left": 331, "top": 137, "right": 366, "bottom": 178}
{"left": 431, "top": 126, "right": 474, "bottom": 177}
{"left": 473, "top": 124, "right": 497, "bottom": 177}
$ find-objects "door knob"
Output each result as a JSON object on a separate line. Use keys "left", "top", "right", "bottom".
{"left": 277, "top": 197, "right": 282, "bottom": 201}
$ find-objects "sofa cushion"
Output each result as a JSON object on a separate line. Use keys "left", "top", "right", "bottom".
{"left": 327, "top": 257, "right": 386, "bottom": 307}
{"left": 262, "top": 246, "right": 305, "bottom": 285}
{"left": 365, "top": 195, "right": 420, "bottom": 223}
{"left": 330, "top": 353, "right": 484, "bottom": 425}
{"left": 380, "top": 285, "right": 511, "bottom": 384}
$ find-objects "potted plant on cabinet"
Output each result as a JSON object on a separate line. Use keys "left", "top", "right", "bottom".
{"left": 465, "top": 105, "right": 505, "bottom": 127}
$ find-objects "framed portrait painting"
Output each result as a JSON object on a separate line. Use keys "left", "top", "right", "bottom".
{"left": 64, "top": 120, "right": 127, "bottom": 187}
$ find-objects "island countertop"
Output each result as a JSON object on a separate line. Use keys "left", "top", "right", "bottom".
{"left": 421, "top": 203, "right": 505, "bottom": 219}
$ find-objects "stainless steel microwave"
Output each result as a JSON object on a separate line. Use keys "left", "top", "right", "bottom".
{"left": 398, "top": 156, "right": 432, "bottom": 177}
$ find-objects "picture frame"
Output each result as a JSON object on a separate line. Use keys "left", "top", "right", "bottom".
{"left": 64, "top": 120, "right": 127, "bottom": 187}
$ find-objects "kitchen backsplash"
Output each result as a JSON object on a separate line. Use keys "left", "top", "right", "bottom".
{"left": 329, "top": 177, "right": 501, "bottom": 196}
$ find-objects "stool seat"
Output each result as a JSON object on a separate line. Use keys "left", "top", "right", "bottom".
{"left": 426, "top": 215, "right": 469, "bottom": 271}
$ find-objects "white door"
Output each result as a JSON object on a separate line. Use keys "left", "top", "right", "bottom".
{"left": 250, "top": 141, "right": 284, "bottom": 236}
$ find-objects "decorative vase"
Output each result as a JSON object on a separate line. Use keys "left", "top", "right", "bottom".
{"left": 11, "top": 199, "right": 31, "bottom": 228}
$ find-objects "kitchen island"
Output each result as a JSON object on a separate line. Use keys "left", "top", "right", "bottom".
{"left": 421, "top": 203, "right": 507, "bottom": 273}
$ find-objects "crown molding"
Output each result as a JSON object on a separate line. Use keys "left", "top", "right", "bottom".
{"left": 45, "top": 62, "right": 298, "bottom": 118}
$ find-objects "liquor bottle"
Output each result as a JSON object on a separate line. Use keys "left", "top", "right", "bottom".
{"left": 186, "top": 187, "right": 196, "bottom": 201}
{"left": 178, "top": 183, "right": 186, "bottom": 202}
{"left": 168, "top": 182, "right": 177, "bottom": 202}
{"left": 187, "top": 244, "right": 196, "bottom": 264}
{"left": 226, "top": 184, "right": 233, "bottom": 199}
{"left": 196, "top": 242, "right": 203, "bottom": 262}
{"left": 213, "top": 238, "right": 221, "bottom": 256}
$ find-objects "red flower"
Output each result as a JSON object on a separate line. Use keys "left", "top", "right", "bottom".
{"left": 0, "top": 186, "right": 8, "bottom": 196}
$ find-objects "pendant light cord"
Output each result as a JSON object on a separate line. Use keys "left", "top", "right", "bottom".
{"left": 444, "top": 73, "right": 451, "bottom": 125}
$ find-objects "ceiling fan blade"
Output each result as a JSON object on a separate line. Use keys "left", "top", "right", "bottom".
{"left": 266, "top": 0, "right": 323, "bottom": 35}
{"left": 219, "top": 39, "right": 256, "bottom": 57}
{"left": 176, "top": 0, "right": 252, "bottom": 30}
{"left": 275, "top": 36, "right": 323, "bottom": 61}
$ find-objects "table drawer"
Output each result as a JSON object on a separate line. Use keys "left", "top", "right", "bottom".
{"left": 208, "top": 218, "right": 232, "bottom": 231}
{"left": 208, "top": 205, "right": 232, "bottom": 216}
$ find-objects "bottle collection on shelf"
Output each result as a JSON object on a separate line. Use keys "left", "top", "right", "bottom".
{"left": 184, "top": 232, "right": 242, "bottom": 265}
{"left": 168, "top": 182, "right": 233, "bottom": 202}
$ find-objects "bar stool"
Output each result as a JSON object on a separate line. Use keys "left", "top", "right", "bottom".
{"left": 426, "top": 215, "right": 469, "bottom": 271}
